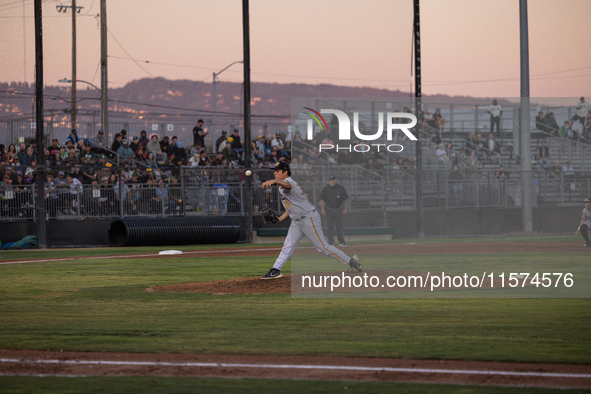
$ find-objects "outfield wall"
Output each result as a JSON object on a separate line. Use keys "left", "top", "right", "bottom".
{"left": 0, "top": 206, "right": 581, "bottom": 248}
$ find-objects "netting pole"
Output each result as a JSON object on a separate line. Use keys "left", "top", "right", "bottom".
{"left": 413, "top": 0, "right": 423, "bottom": 238}
{"left": 242, "top": 0, "right": 253, "bottom": 242}
{"left": 34, "top": 0, "right": 47, "bottom": 249}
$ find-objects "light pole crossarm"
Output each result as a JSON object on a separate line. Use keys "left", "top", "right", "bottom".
{"left": 59, "top": 78, "right": 101, "bottom": 92}
{"left": 213, "top": 60, "right": 244, "bottom": 80}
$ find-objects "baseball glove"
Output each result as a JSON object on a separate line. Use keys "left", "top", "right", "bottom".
{"left": 261, "top": 208, "right": 280, "bottom": 224}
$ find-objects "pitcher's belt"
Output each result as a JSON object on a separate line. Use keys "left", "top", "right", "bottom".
{"left": 294, "top": 209, "right": 315, "bottom": 222}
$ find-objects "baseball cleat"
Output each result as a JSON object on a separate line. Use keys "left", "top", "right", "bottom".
{"left": 349, "top": 255, "right": 363, "bottom": 272}
{"left": 339, "top": 243, "right": 348, "bottom": 247}
{"left": 584, "top": 243, "right": 591, "bottom": 247}
{"left": 261, "top": 268, "right": 283, "bottom": 280}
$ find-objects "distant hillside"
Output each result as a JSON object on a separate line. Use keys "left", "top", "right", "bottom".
{"left": 0, "top": 79, "right": 498, "bottom": 124}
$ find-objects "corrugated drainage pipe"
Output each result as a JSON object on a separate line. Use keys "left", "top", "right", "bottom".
{"left": 108, "top": 217, "right": 240, "bottom": 247}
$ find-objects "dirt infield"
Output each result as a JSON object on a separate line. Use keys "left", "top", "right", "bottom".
{"left": 147, "top": 270, "right": 510, "bottom": 295}
{"left": 1, "top": 349, "right": 590, "bottom": 388}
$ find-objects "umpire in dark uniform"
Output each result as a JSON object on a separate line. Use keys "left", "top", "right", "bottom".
{"left": 320, "top": 175, "right": 349, "bottom": 247}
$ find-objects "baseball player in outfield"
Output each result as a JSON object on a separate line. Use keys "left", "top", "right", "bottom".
{"left": 260, "top": 162, "right": 362, "bottom": 279}
{"left": 575, "top": 197, "right": 591, "bottom": 247}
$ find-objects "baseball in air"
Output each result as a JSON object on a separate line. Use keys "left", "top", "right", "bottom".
{"left": 245, "top": 170, "right": 252, "bottom": 176}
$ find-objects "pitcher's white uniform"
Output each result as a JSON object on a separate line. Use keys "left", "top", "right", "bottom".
{"left": 272, "top": 176, "right": 351, "bottom": 270}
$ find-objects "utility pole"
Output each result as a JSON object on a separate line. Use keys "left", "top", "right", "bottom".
{"left": 71, "top": 0, "right": 77, "bottom": 128}
{"left": 57, "top": 2, "right": 82, "bottom": 129}
{"left": 100, "top": 0, "right": 109, "bottom": 142}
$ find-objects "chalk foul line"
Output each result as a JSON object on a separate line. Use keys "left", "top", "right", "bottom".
{"left": 0, "top": 358, "right": 590, "bottom": 379}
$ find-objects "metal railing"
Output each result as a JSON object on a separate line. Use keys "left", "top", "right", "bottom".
{"left": 1, "top": 165, "right": 589, "bottom": 222}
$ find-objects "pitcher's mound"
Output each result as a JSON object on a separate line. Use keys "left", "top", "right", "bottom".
{"left": 148, "top": 275, "right": 291, "bottom": 295}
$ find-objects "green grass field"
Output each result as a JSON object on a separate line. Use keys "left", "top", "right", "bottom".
{"left": 1, "top": 235, "right": 590, "bottom": 392}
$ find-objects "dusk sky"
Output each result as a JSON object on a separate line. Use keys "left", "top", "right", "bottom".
{"left": 1, "top": 0, "right": 590, "bottom": 98}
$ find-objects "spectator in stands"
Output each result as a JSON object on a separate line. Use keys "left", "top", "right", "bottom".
{"left": 53, "top": 151, "right": 63, "bottom": 167}
{"left": 53, "top": 170, "right": 70, "bottom": 214}
{"left": 213, "top": 152, "right": 226, "bottom": 166}
{"left": 487, "top": 99, "right": 503, "bottom": 133}
{"left": 66, "top": 129, "right": 80, "bottom": 146}
{"left": 337, "top": 149, "right": 351, "bottom": 165}
{"left": 496, "top": 165, "right": 510, "bottom": 180}
{"left": 422, "top": 110, "right": 436, "bottom": 131}
{"left": 81, "top": 161, "right": 97, "bottom": 184}
{"left": 255, "top": 135, "right": 266, "bottom": 160}
{"left": 559, "top": 121, "right": 570, "bottom": 139}
{"left": 190, "top": 141, "right": 206, "bottom": 157}
{"left": 271, "top": 132, "right": 287, "bottom": 158}
{"left": 117, "top": 139, "right": 135, "bottom": 163}
{"left": 215, "top": 130, "right": 227, "bottom": 154}
{"left": 446, "top": 142, "right": 457, "bottom": 165}
{"left": 169, "top": 138, "right": 187, "bottom": 167}
{"left": 65, "top": 174, "right": 82, "bottom": 213}
{"left": 49, "top": 139, "right": 61, "bottom": 155}
{"left": 230, "top": 129, "right": 244, "bottom": 157}
{"left": 24, "top": 159, "right": 36, "bottom": 183}
{"left": 436, "top": 144, "right": 447, "bottom": 163}
{"left": 433, "top": 108, "right": 447, "bottom": 131}
{"left": 6, "top": 144, "right": 17, "bottom": 162}
{"left": 535, "top": 111, "right": 547, "bottom": 131}
{"left": 466, "top": 151, "right": 479, "bottom": 174}
{"left": 74, "top": 139, "right": 85, "bottom": 156}
{"left": 571, "top": 97, "right": 591, "bottom": 133}
{"left": 536, "top": 140, "right": 552, "bottom": 170}
{"left": 81, "top": 144, "right": 96, "bottom": 166}
{"left": 69, "top": 164, "right": 83, "bottom": 182}
{"left": 263, "top": 139, "right": 273, "bottom": 157}
{"left": 145, "top": 152, "right": 158, "bottom": 168}
{"left": 365, "top": 156, "right": 383, "bottom": 171}
{"left": 430, "top": 134, "right": 442, "bottom": 150}
{"left": 114, "top": 176, "right": 133, "bottom": 214}
{"left": 64, "top": 149, "right": 80, "bottom": 167}
{"left": 188, "top": 153, "right": 200, "bottom": 167}
{"left": 485, "top": 133, "right": 502, "bottom": 158}
{"left": 561, "top": 161, "right": 575, "bottom": 178}
{"left": 138, "top": 130, "right": 149, "bottom": 147}
{"left": 43, "top": 149, "right": 52, "bottom": 168}
{"left": 449, "top": 165, "right": 464, "bottom": 202}
{"left": 544, "top": 112, "right": 559, "bottom": 135}
{"left": 134, "top": 146, "right": 146, "bottom": 163}
{"left": 21, "top": 147, "right": 37, "bottom": 167}
{"left": 16, "top": 143, "right": 27, "bottom": 163}
{"left": 147, "top": 135, "right": 167, "bottom": 163}
{"left": 129, "top": 136, "right": 139, "bottom": 153}
{"left": 549, "top": 160, "right": 563, "bottom": 180}
{"left": 0, "top": 145, "right": 6, "bottom": 164}
{"left": 61, "top": 145, "right": 70, "bottom": 159}
{"left": 192, "top": 119, "right": 207, "bottom": 148}
{"left": 89, "top": 130, "right": 107, "bottom": 153}
{"left": 111, "top": 133, "right": 123, "bottom": 153}
{"left": 221, "top": 140, "right": 238, "bottom": 164}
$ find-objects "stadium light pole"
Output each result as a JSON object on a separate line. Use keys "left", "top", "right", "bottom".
{"left": 212, "top": 60, "right": 243, "bottom": 137}
{"left": 413, "top": 0, "right": 424, "bottom": 238}
{"left": 59, "top": 78, "right": 102, "bottom": 135}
